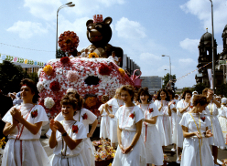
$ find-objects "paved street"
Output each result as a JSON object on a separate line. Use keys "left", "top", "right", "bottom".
{"left": 40, "top": 137, "right": 227, "bottom": 166}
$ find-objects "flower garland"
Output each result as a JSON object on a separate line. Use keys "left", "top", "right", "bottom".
{"left": 89, "top": 52, "right": 99, "bottom": 58}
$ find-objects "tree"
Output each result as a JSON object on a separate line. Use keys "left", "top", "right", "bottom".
{"left": 216, "top": 84, "right": 227, "bottom": 96}
{"left": 191, "top": 83, "right": 208, "bottom": 94}
{"left": 162, "top": 73, "right": 176, "bottom": 89}
{"left": 0, "top": 61, "right": 28, "bottom": 94}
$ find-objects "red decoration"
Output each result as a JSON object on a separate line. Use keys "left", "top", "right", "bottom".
{"left": 82, "top": 113, "right": 88, "bottom": 120}
{"left": 50, "top": 81, "right": 60, "bottom": 91}
{"left": 60, "top": 57, "right": 70, "bottom": 64}
{"left": 173, "top": 102, "right": 176, "bottom": 105}
{"left": 72, "top": 125, "right": 79, "bottom": 133}
{"left": 190, "top": 106, "right": 193, "bottom": 108}
{"left": 31, "top": 110, "right": 38, "bottom": 118}
{"left": 129, "top": 113, "right": 135, "bottom": 119}
{"left": 149, "top": 108, "right": 153, "bottom": 113}
{"left": 58, "top": 31, "right": 79, "bottom": 53}
{"left": 201, "top": 117, "right": 205, "bottom": 122}
{"left": 98, "top": 63, "right": 112, "bottom": 75}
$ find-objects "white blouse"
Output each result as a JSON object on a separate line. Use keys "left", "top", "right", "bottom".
{"left": 107, "top": 98, "right": 124, "bottom": 114}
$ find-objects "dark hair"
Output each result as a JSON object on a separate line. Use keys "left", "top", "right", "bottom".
{"left": 137, "top": 87, "right": 152, "bottom": 103}
{"left": 182, "top": 90, "right": 192, "bottom": 100}
{"left": 119, "top": 85, "right": 135, "bottom": 101}
{"left": 60, "top": 95, "right": 78, "bottom": 111}
{"left": 101, "top": 95, "right": 109, "bottom": 103}
{"left": 167, "top": 89, "right": 175, "bottom": 99}
{"left": 66, "top": 90, "right": 83, "bottom": 110}
{"left": 20, "top": 78, "right": 38, "bottom": 103}
{"left": 193, "top": 95, "right": 208, "bottom": 106}
{"left": 157, "top": 89, "right": 170, "bottom": 101}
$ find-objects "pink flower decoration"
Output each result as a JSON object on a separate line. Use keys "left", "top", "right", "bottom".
{"left": 67, "top": 71, "right": 78, "bottom": 82}
{"left": 13, "top": 57, "right": 18, "bottom": 62}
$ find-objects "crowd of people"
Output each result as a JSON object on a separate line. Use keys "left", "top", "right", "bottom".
{"left": 0, "top": 78, "right": 227, "bottom": 166}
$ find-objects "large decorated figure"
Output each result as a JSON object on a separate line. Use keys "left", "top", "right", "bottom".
{"left": 84, "top": 15, "right": 123, "bottom": 66}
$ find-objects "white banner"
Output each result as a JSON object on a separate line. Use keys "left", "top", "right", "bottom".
{"left": 207, "top": 69, "right": 213, "bottom": 89}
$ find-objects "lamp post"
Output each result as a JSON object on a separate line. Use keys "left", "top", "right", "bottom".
{"left": 162, "top": 55, "right": 171, "bottom": 81}
{"left": 209, "top": 0, "right": 215, "bottom": 92}
{"left": 56, "top": 2, "right": 75, "bottom": 58}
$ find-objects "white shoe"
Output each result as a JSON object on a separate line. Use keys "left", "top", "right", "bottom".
{"left": 176, "top": 157, "right": 181, "bottom": 164}
{"left": 171, "top": 148, "right": 176, "bottom": 152}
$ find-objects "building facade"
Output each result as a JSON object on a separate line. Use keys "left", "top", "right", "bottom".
{"left": 140, "top": 76, "right": 162, "bottom": 94}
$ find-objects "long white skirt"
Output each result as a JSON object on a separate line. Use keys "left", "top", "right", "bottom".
{"left": 112, "top": 130, "right": 146, "bottom": 166}
{"left": 171, "top": 112, "right": 178, "bottom": 144}
{"left": 142, "top": 125, "right": 163, "bottom": 165}
{"left": 206, "top": 115, "right": 225, "bottom": 146}
{"left": 50, "top": 154, "right": 84, "bottom": 166}
{"left": 177, "top": 116, "right": 184, "bottom": 148}
{"left": 109, "top": 117, "right": 118, "bottom": 143}
{"left": 100, "top": 116, "right": 110, "bottom": 139}
{"left": 81, "top": 138, "right": 95, "bottom": 166}
{"left": 156, "top": 115, "right": 172, "bottom": 146}
{"left": 181, "top": 137, "right": 214, "bottom": 166}
{"left": 2, "top": 139, "right": 50, "bottom": 166}
{"left": 218, "top": 116, "right": 227, "bottom": 145}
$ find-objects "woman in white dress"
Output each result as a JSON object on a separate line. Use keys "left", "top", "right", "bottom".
{"left": 154, "top": 89, "right": 173, "bottom": 150}
{"left": 105, "top": 88, "right": 124, "bottom": 148}
{"left": 112, "top": 85, "right": 146, "bottom": 166}
{"left": 138, "top": 87, "right": 163, "bottom": 166}
{"left": 180, "top": 94, "right": 214, "bottom": 166}
{"left": 202, "top": 88, "right": 225, "bottom": 165}
{"left": 55, "top": 89, "right": 98, "bottom": 166}
{"left": 2, "top": 78, "right": 50, "bottom": 166}
{"left": 98, "top": 95, "right": 110, "bottom": 140}
{"left": 47, "top": 95, "right": 87, "bottom": 166}
{"left": 218, "top": 97, "right": 227, "bottom": 149}
{"left": 176, "top": 90, "right": 193, "bottom": 162}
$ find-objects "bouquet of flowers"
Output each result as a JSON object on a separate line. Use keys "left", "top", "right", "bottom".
{"left": 222, "top": 159, "right": 227, "bottom": 166}
{"left": 0, "top": 137, "right": 6, "bottom": 165}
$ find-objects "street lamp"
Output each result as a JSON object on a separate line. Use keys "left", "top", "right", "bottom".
{"left": 162, "top": 55, "right": 171, "bottom": 81}
{"left": 56, "top": 2, "right": 75, "bottom": 58}
{"left": 209, "top": 0, "right": 215, "bottom": 92}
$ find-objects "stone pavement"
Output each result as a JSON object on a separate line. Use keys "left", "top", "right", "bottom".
{"left": 40, "top": 137, "right": 227, "bottom": 166}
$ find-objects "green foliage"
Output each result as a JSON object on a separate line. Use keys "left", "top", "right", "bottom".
{"left": 216, "top": 84, "right": 227, "bottom": 96}
{"left": 162, "top": 73, "right": 176, "bottom": 89}
{"left": 191, "top": 83, "right": 208, "bottom": 94}
{"left": 28, "top": 72, "right": 38, "bottom": 84}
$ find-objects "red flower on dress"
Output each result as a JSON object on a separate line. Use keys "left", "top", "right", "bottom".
{"left": 173, "top": 102, "right": 176, "bottom": 105}
{"left": 190, "top": 106, "right": 193, "bottom": 108}
{"left": 82, "top": 113, "right": 88, "bottom": 120}
{"left": 50, "top": 81, "right": 60, "bottom": 91}
{"left": 201, "top": 117, "right": 205, "bottom": 122}
{"left": 31, "top": 110, "right": 38, "bottom": 118}
{"left": 72, "top": 125, "right": 79, "bottom": 133}
{"left": 149, "top": 108, "right": 153, "bottom": 113}
{"left": 60, "top": 57, "right": 70, "bottom": 64}
{"left": 120, "top": 105, "right": 123, "bottom": 107}
{"left": 129, "top": 113, "right": 135, "bottom": 119}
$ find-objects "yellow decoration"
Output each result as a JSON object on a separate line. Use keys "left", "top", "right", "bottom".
{"left": 118, "top": 68, "right": 125, "bottom": 77}
{"left": 108, "top": 163, "right": 112, "bottom": 166}
{"left": 88, "top": 52, "right": 99, "bottom": 58}
{"left": 0, "top": 137, "right": 6, "bottom": 148}
{"left": 24, "top": 59, "right": 28, "bottom": 64}
{"left": 43, "top": 65, "right": 54, "bottom": 75}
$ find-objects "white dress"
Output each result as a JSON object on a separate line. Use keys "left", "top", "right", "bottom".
{"left": 112, "top": 105, "right": 146, "bottom": 166}
{"left": 204, "top": 103, "right": 225, "bottom": 146}
{"left": 176, "top": 100, "right": 193, "bottom": 148}
{"left": 154, "top": 100, "right": 172, "bottom": 146}
{"left": 2, "top": 103, "right": 50, "bottom": 166}
{"left": 218, "top": 105, "right": 227, "bottom": 145}
{"left": 55, "top": 108, "right": 97, "bottom": 166}
{"left": 98, "top": 104, "right": 110, "bottom": 139}
{"left": 180, "top": 113, "right": 214, "bottom": 166}
{"left": 107, "top": 98, "right": 124, "bottom": 144}
{"left": 46, "top": 120, "right": 87, "bottom": 166}
{"left": 139, "top": 103, "right": 163, "bottom": 165}
{"left": 170, "top": 99, "right": 178, "bottom": 144}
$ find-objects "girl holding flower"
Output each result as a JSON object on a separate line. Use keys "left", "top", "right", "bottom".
{"left": 54, "top": 88, "right": 98, "bottom": 166}
{"left": 47, "top": 94, "right": 87, "bottom": 166}
{"left": 2, "top": 78, "right": 50, "bottom": 166}
{"left": 138, "top": 87, "right": 163, "bottom": 166}
{"left": 180, "top": 95, "right": 214, "bottom": 166}
{"left": 112, "top": 85, "right": 146, "bottom": 166}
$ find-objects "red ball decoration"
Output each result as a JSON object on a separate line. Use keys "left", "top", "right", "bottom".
{"left": 58, "top": 31, "right": 79, "bottom": 53}
{"left": 60, "top": 57, "right": 70, "bottom": 64}
{"left": 98, "top": 63, "right": 112, "bottom": 75}
{"left": 50, "top": 81, "right": 60, "bottom": 91}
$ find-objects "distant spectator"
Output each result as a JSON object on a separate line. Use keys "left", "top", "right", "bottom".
{"left": 108, "top": 51, "right": 119, "bottom": 65}
{"left": 81, "top": 49, "right": 89, "bottom": 57}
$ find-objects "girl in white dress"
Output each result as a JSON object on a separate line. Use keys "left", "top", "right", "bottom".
{"left": 202, "top": 88, "right": 225, "bottom": 165}
{"left": 218, "top": 97, "right": 227, "bottom": 148}
{"left": 112, "top": 85, "right": 146, "bottom": 166}
{"left": 55, "top": 89, "right": 98, "bottom": 166}
{"left": 105, "top": 88, "right": 124, "bottom": 148}
{"left": 2, "top": 78, "right": 50, "bottom": 166}
{"left": 47, "top": 95, "right": 87, "bottom": 166}
{"left": 180, "top": 94, "right": 214, "bottom": 166}
{"left": 154, "top": 89, "right": 173, "bottom": 150}
{"left": 98, "top": 95, "right": 110, "bottom": 140}
{"left": 176, "top": 90, "right": 193, "bottom": 162}
{"left": 138, "top": 87, "right": 163, "bottom": 166}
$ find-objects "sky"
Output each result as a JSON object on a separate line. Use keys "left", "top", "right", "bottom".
{"left": 0, "top": 0, "right": 227, "bottom": 89}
